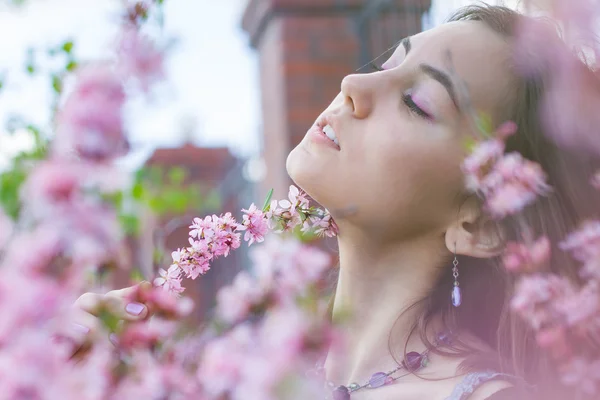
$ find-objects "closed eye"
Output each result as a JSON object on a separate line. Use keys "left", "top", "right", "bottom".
{"left": 403, "top": 92, "right": 431, "bottom": 119}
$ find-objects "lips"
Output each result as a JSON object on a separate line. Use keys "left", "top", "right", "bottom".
{"left": 315, "top": 115, "right": 340, "bottom": 148}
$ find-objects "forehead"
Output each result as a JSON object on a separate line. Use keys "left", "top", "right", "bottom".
{"left": 396, "top": 21, "right": 515, "bottom": 122}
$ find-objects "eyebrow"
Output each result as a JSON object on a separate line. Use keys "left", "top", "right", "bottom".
{"left": 402, "top": 36, "right": 460, "bottom": 111}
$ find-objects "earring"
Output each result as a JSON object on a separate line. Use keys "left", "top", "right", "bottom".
{"left": 452, "top": 245, "right": 462, "bottom": 307}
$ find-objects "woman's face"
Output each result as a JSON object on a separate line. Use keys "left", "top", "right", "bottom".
{"left": 286, "top": 21, "right": 515, "bottom": 239}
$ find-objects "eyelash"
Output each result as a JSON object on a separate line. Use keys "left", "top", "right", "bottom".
{"left": 403, "top": 93, "right": 431, "bottom": 119}
{"left": 369, "top": 62, "right": 431, "bottom": 119}
{"left": 369, "top": 62, "right": 384, "bottom": 72}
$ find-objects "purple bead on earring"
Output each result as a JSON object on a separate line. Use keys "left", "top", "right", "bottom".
{"left": 452, "top": 248, "right": 462, "bottom": 307}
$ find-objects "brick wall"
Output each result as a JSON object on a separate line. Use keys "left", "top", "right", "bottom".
{"left": 241, "top": 0, "right": 431, "bottom": 199}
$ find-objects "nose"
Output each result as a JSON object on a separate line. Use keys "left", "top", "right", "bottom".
{"left": 340, "top": 73, "right": 374, "bottom": 119}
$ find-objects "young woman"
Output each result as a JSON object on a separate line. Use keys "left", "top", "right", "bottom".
{"left": 72, "top": 4, "right": 597, "bottom": 400}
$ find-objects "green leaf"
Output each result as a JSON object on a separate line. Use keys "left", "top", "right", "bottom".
{"left": 26, "top": 64, "right": 35, "bottom": 74}
{"left": 66, "top": 60, "right": 78, "bottom": 72}
{"left": 476, "top": 113, "right": 493, "bottom": 137}
{"left": 464, "top": 137, "right": 477, "bottom": 153}
{"left": 106, "top": 191, "right": 124, "bottom": 208}
{"left": 52, "top": 75, "right": 62, "bottom": 94}
{"left": 262, "top": 188, "right": 274, "bottom": 212}
{"left": 25, "top": 124, "right": 40, "bottom": 137}
{"left": 119, "top": 214, "right": 139, "bottom": 236}
{"left": 62, "top": 41, "right": 74, "bottom": 54}
{"left": 153, "top": 248, "right": 164, "bottom": 264}
{"left": 148, "top": 197, "right": 165, "bottom": 214}
{"left": 131, "top": 182, "right": 145, "bottom": 200}
{"left": 130, "top": 268, "right": 145, "bottom": 282}
{"left": 168, "top": 167, "right": 186, "bottom": 185}
{"left": 98, "top": 309, "right": 120, "bottom": 333}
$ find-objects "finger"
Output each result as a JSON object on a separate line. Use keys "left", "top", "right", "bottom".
{"left": 74, "top": 292, "right": 105, "bottom": 316}
{"left": 57, "top": 310, "right": 105, "bottom": 360}
{"left": 101, "top": 296, "right": 148, "bottom": 321}
{"left": 66, "top": 309, "right": 104, "bottom": 343}
{"left": 104, "top": 280, "right": 150, "bottom": 301}
{"left": 104, "top": 283, "right": 152, "bottom": 321}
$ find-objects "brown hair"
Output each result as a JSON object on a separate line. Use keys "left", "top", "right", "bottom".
{"left": 386, "top": 4, "right": 600, "bottom": 398}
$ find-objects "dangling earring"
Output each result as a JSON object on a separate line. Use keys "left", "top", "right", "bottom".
{"left": 452, "top": 244, "right": 462, "bottom": 307}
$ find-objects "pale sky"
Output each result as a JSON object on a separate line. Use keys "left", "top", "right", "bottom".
{"left": 0, "top": 0, "right": 517, "bottom": 171}
{"left": 0, "top": 0, "right": 261, "bottom": 169}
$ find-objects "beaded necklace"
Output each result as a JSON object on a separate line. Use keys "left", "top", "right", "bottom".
{"left": 313, "top": 332, "right": 452, "bottom": 400}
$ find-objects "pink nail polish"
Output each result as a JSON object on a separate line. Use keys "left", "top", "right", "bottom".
{"left": 125, "top": 302, "right": 145, "bottom": 316}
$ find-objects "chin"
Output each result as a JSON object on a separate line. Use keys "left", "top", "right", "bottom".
{"left": 287, "top": 145, "right": 314, "bottom": 190}
{"left": 286, "top": 144, "right": 346, "bottom": 212}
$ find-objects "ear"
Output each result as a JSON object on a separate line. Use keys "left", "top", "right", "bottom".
{"left": 444, "top": 198, "right": 504, "bottom": 259}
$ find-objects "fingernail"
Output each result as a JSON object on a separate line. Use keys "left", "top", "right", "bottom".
{"left": 72, "top": 323, "right": 90, "bottom": 334}
{"left": 125, "top": 302, "right": 145, "bottom": 316}
{"left": 109, "top": 333, "right": 119, "bottom": 347}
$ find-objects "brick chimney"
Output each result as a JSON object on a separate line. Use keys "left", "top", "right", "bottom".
{"left": 241, "top": 0, "right": 431, "bottom": 198}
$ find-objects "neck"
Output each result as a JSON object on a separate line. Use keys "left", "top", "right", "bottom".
{"left": 325, "top": 227, "right": 447, "bottom": 385}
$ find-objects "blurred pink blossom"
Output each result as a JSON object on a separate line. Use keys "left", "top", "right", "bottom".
{"left": 561, "top": 357, "right": 600, "bottom": 395}
{"left": 503, "top": 236, "right": 551, "bottom": 272}
{"left": 559, "top": 220, "right": 600, "bottom": 262}
{"left": 216, "top": 271, "right": 268, "bottom": 324}
{"left": 117, "top": 28, "right": 164, "bottom": 91}
{"left": 511, "top": 274, "right": 573, "bottom": 329}
{"left": 54, "top": 65, "right": 128, "bottom": 161}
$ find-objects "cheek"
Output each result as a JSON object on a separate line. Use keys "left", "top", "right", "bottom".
{"left": 359, "top": 131, "right": 465, "bottom": 229}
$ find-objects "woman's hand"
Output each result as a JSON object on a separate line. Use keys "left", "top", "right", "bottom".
{"left": 65, "top": 281, "right": 153, "bottom": 358}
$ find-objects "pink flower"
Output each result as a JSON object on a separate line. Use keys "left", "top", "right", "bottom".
{"left": 265, "top": 200, "right": 283, "bottom": 226}
{"left": 306, "top": 212, "right": 338, "bottom": 238}
{"left": 559, "top": 220, "right": 600, "bottom": 262}
{"left": 580, "top": 258, "right": 600, "bottom": 280}
{"left": 210, "top": 228, "right": 241, "bottom": 257}
{"left": 462, "top": 139, "right": 505, "bottom": 192}
{"left": 20, "top": 161, "right": 81, "bottom": 216}
{"left": 118, "top": 319, "right": 177, "bottom": 350}
{"left": 536, "top": 326, "right": 570, "bottom": 358}
{"left": 239, "top": 203, "right": 269, "bottom": 246}
{"left": 189, "top": 216, "right": 214, "bottom": 239}
{"left": 561, "top": 357, "right": 600, "bottom": 394}
{"left": 553, "top": 281, "right": 600, "bottom": 327}
{"left": 198, "top": 324, "right": 254, "bottom": 397}
{"left": 128, "top": 283, "right": 193, "bottom": 320}
{"left": 484, "top": 153, "right": 550, "bottom": 218}
{"left": 485, "top": 182, "right": 538, "bottom": 218}
{"left": 277, "top": 244, "right": 331, "bottom": 296}
{"left": 216, "top": 271, "right": 267, "bottom": 324}
{"left": 503, "top": 237, "right": 551, "bottom": 273}
{"left": 511, "top": 274, "right": 573, "bottom": 329}
{"left": 153, "top": 265, "right": 184, "bottom": 295}
{"left": 117, "top": 27, "right": 164, "bottom": 90}
{"left": 173, "top": 246, "right": 211, "bottom": 280}
{"left": 283, "top": 185, "right": 309, "bottom": 214}
{"left": 54, "top": 65, "right": 128, "bottom": 161}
